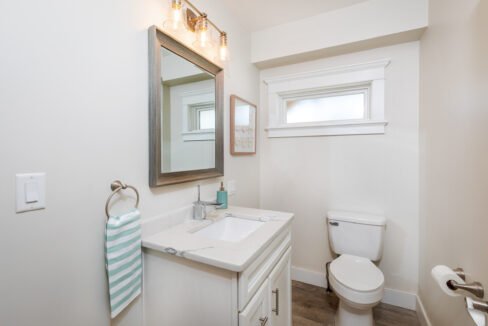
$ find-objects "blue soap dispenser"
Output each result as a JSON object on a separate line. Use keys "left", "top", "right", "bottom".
{"left": 216, "top": 181, "right": 228, "bottom": 209}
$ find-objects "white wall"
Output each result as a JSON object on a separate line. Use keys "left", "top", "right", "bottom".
{"left": 0, "top": 0, "right": 259, "bottom": 325}
{"left": 418, "top": 0, "right": 488, "bottom": 325}
{"left": 259, "top": 42, "right": 419, "bottom": 300}
{"left": 251, "top": 0, "right": 428, "bottom": 67}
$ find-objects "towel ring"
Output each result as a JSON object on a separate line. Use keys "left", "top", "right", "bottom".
{"left": 105, "top": 180, "right": 140, "bottom": 218}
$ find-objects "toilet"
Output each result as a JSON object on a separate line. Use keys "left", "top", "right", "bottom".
{"left": 327, "top": 211, "right": 387, "bottom": 326}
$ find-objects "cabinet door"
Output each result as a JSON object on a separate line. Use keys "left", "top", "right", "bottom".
{"left": 268, "top": 248, "right": 291, "bottom": 326}
{"left": 239, "top": 279, "right": 270, "bottom": 326}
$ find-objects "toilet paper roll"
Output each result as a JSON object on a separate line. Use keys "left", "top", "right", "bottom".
{"left": 466, "top": 297, "right": 487, "bottom": 326}
{"left": 431, "top": 265, "right": 465, "bottom": 297}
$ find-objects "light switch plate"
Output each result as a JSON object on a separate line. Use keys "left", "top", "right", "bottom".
{"left": 16, "top": 173, "right": 46, "bottom": 213}
{"left": 227, "top": 180, "right": 236, "bottom": 196}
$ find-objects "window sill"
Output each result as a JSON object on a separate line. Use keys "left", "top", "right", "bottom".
{"left": 182, "top": 130, "right": 215, "bottom": 141}
{"left": 265, "top": 120, "right": 388, "bottom": 138}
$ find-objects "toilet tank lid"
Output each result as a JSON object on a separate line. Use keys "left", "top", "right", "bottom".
{"left": 327, "top": 211, "right": 386, "bottom": 226}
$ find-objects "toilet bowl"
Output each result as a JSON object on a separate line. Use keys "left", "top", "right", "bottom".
{"left": 327, "top": 211, "right": 387, "bottom": 326}
{"left": 329, "top": 254, "right": 384, "bottom": 326}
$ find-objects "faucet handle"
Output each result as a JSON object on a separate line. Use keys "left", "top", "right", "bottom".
{"left": 197, "top": 184, "right": 201, "bottom": 202}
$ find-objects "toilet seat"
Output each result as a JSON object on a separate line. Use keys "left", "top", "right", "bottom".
{"left": 329, "top": 254, "right": 384, "bottom": 306}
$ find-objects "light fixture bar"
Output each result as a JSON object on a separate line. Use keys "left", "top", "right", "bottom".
{"left": 183, "top": 0, "right": 224, "bottom": 34}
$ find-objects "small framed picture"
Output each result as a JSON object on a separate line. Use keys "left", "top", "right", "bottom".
{"left": 230, "top": 95, "right": 257, "bottom": 155}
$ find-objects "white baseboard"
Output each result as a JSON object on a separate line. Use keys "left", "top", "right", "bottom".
{"left": 291, "top": 266, "right": 417, "bottom": 311}
{"left": 415, "top": 295, "right": 432, "bottom": 326}
{"left": 382, "top": 288, "right": 417, "bottom": 310}
{"left": 291, "top": 266, "right": 327, "bottom": 288}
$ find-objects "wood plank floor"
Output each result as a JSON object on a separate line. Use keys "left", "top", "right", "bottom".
{"left": 292, "top": 281, "right": 420, "bottom": 326}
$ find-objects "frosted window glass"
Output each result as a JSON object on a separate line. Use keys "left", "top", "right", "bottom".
{"left": 199, "top": 109, "right": 215, "bottom": 129}
{"left": 286, "top": 92, "right": 366, "bottom": 124}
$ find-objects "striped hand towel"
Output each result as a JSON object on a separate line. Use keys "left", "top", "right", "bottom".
{"left": 105, "top": 209, "right": 142, "bottom": 318}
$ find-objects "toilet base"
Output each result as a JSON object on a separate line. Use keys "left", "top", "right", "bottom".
{"left": 335, "top": 300, "right": 374, "bottom": 326}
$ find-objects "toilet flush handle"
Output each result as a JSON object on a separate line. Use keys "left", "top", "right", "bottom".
{"left": 329, "top": 221, "right": 339, "bottom": 226}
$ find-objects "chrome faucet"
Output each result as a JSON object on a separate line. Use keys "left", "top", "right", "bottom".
{"left": 193, "top": 185, "right": 222, "bottom": 220}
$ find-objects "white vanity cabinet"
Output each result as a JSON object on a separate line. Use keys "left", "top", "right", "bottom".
{"left": 143, "top": 224, "right": 292, "bottom": 326}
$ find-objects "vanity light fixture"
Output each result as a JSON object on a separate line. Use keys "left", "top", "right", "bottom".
{"left": 163, "top": 0, "right": 229, "bottom": 62}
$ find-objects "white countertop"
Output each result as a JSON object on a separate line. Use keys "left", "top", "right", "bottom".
{"left": 142, "top": 206, "right": 294, "bottom": 272}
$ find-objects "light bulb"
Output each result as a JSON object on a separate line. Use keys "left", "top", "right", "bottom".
{"left": 171, "top": 7, "right": 181, "bottom": 29}
{"left": 164, "top": 0, "right": 184, "bottom": 32}
{"left": 196, "top": 13, "right": 209, "bottom": 48}
{"left": 199, "top": 30, "right": 208, "bottom": 47}
{"left": 219, "top": 32, "right": 228, "bottom": 61}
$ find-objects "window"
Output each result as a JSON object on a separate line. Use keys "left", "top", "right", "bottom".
{"left": 198, "top": 109, "right": 215, "bottom": 129}
{"left": 188, "top": 102, "right": 215, "bottom": 131}
{"left": 181, "top": 101, "right": 216, "bottom": 142}
{"left": 284, "top": 87, "right": 369, "bottom": 124}
{"left": 264, "top": 59, "right": 389, "bottom": 137}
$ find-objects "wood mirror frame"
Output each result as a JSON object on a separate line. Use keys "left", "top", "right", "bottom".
{"left": 148, "top": 25, "right": 224, "bottom": 187}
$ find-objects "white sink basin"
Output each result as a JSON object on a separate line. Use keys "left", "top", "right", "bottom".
{"left": 194, "top": 217, "right": 264, "bottom": 242}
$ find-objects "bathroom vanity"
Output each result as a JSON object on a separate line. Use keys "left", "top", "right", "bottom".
{"left": 142, "top": 206, "right": 293, "bottom": 326}
{"left": 145, "top": 27, "right": 293, "bottom": 325}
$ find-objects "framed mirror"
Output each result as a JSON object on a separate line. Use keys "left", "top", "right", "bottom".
{"left": 148, "top": 26, "right": 224, "bottom": 186}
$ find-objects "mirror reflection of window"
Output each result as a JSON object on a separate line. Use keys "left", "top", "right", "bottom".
{"left": 160, "top": 47, "right": 217, "bottom": 173}
{"left": 197, "top": 108, "right": 215, "bottom": 130}
{"left": 188, "top": 102, "right": 215, "bottom": 131}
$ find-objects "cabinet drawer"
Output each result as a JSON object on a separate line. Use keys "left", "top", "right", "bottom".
{"left": 238, "top": 228, "right": 291, "bottom": 311}
{"left": 239, "top": 279, "right": 270, "bottom": 326}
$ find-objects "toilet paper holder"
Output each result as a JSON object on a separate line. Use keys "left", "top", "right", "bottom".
{"left": 467, "top": 298, "right": 488, "bottom": 314}
{"left": 453, "top": 267, "right": 466, "bottom": 281}
{"left": 448, "top": 268, "right": 485, "bottom": 299}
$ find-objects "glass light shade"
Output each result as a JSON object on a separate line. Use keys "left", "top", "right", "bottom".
{"left": 192, "top": 36, "right": 216, "bottom": 60}
{"left": 219, "top": 45, "right": 228, "bottom": 61}
{"left": 163, "top": 0, "right": 185, "bottom": 32}
{"left": 196, "top": 29, "right": 208, "bottom": 47}
{"left": 219, "top": 32, "right": 229, "bottom": 61}
{"left": 194, "top": 14, "right": 211, "bottom": 48}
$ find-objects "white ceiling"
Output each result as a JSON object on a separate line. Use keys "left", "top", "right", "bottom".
{"left": 220, "top": 0, "right": 370, "bottom": 31}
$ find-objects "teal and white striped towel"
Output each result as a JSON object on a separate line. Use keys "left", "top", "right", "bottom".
{"left": 105, "top": 209, "right": 142, "bottom": 318}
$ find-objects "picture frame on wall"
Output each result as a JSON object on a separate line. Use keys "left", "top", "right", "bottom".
{"left": 230, "top": 95, "right": 257, "bottom": 155}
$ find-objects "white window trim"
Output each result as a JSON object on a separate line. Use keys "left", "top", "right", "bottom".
{"left": 187, "top": 102, "right": 215, "bottom": 131}
{"left": 263, "top": 59, "right": 390, "bottom": 138}
{"left": 181, "top": 130, "right": 215, "bottom": 141}
{"left": 178, "top": 87, "right": 216, "bottom": 142}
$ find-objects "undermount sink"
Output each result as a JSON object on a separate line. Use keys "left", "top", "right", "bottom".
{"left": 194, "top": 216, "right": 265, "bottom": 242}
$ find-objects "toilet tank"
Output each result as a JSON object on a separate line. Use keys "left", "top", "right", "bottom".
{"left": 327, "top": 211, "right": 386, "bottom": 261}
